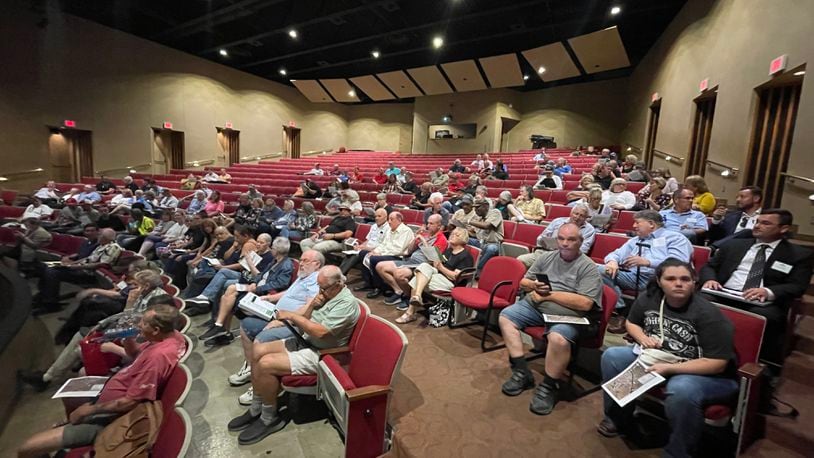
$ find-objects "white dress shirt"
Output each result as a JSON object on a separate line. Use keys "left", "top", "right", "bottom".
{"left": 723, "top": 239, "right": 781, "bottom": 297}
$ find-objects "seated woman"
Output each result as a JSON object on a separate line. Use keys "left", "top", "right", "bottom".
{"left": 508, "top": 185, "right": 546, "bottom": 223}
{"left": 410, "top": 182, "right": 433, "bottom": 210}
{"left": 140, "top": 211, "right": 188, "bottom": 258}
{"left": 394, "top": 228, "right": 474, "bottom": 324}
{"left": 494, "top": 191, "right": 514, "bottom": 220}
{"left": 349, "top": 166, "right": 364, "bottom": 183}
{"left": 204, "top": 190, "right": 226, "bottom": 218}
{"left": 292, "top": 179, "right": 322, "bottom": 199}
{"left": 108, "top": 189, "right": 135, "bottom": 214}
{"left": 180, "top": 173, "right": 199, "bottom": 190}
{"left": 598, "top": 258, "right": 737, "bottom": 458}
{"left": 182, "top": 226, "right": 237, "bottom": 298}
{"left": 601, "top": 178, "right": 636, "bottom": 211}
{"left": 382, "top": 173, "right": 404, "bottom": 194}
{"left": 652, "top": 167, "right": 679, "bottom": 195}
{"left": 684, "top": 175, "right": 716, "bottom": 215}
{"left": 161, "top": 218, "right": 217, "bottom": 289}
{"left": 635, "top": 177, "right": 672, "bottom": 211}
{"left": 280, "top": 201, "right": 317, "bottom": 240}
{"left": 218, "top": 168, "right": 232, "bottom": 183}
{"left": 223, "top": 194, "right": 252, "bottom": 229}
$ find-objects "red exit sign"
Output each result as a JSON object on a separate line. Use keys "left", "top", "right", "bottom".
{"left": 163, "top": 121, "right": 173, "bottom": 129}
{"left": 225, "top": 122, "right": 233, "bottom": 129}
{"left": 770, "top": 55, "right": 787, "bottom": 75}
{"left": 651, "top": 92, "right": 660, "bottom": 102}
{"left": 288, "top": 121, "right": 296, "bottom": 127}
{"left": 699, "top": 78, "right": 709, "bottom": 92}
{"left": 64, "top": 120, "right": 76, "bottom": 128}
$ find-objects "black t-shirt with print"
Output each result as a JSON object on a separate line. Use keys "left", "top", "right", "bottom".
{"left": 325, "top": 215, "right": 357, "bottom": 235}
{"left": 628, "top": 291, "right": 735, "bottom": 375}
{"left": 442, "top": 248, "right": 474, "bottom": 273}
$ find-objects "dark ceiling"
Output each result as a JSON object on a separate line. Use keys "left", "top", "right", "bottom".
{"left": 56, "top": 0, "right": 686, "bottom": 103}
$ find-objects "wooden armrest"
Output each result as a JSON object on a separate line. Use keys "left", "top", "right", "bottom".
{"left": 346, "top": 385, "right": 391, "bottom": 402}
{"left": 319, "top": 346, "right": 350, "bottom": 356}
{"left": 738, "top": 362, "right": 764, "bottom": 379}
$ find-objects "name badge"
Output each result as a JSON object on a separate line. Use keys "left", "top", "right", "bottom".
{"left": 771, "top": 261, "right": 793, "bottom": 274}
{"left": 652, "top": 237, "right": 666, "bottom": 248}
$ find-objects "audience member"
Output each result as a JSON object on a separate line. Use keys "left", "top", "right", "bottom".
{"left": 299, "top": 204, "right": 357, "bottom": 255}
{"left": 601, "top": 178, "right": 636, "bottom": 210}
{"left": 116, "top": 208, "right": 155, "bottom": 250}
{"left": 535, "top": 165, "right": 563, "bottom": 189}
{"left": 499, "top": 223, "right": 603, "bottom": 415}
{"left": 157, "top": 188, "right": 179, "bottom": 209}
{"left": 565, "top": 174, "right": 597, "bottom": 203}
{"left": 449, "top": 159, "right": 466, "bottom": 173}
{"left": 592, "top": 163, "right": 614, "bottom": 190}
{"left": 0, "top": 217, "right": 52, "bottom": 271}
{"left": 384, "top": 161, "right": 401, "bottom": 177}
{"left": 228, "top": 265, "right": 359, "bottom": 445}
{"left": 280, "top": 201, "right": 317, "bottom": 240}
{"left": 303, "top": 163, "right": 324, "bottom": 176}
{"left": 340, "top": 208, "right": 388, "bottom": 275}
{"left": 492, "top": 159, "right": 509, "bottom": 180}
{"left": 625, "top": 161, "right": 650, "bottom": 182}
{"left": 372, "top": 167, "right": 388, "bottom": 185}
{"left": 518, "top": 205, "right": 595, "bottom": 267}
{"left": 204, "top": 190, "right": 225, "bottom": 218}
{"left": 684, "top": 175, "right": 716, "bottom": 215}
{"left": 422, "top": 193, "right": 450, "bottom": 227}
{"left": 635, "top": 176, "right": 671, "bottom": 211}
{"left": 139, "top": 211, "right": 188, "bottom": 257}
{"left": 660, "top": 187, "right": 708, "bottom": 244}
{"left": 599, "top": 259, "right": 736, "bottom": 458}
{"left": 382, "top": 173, "right": 404, "bottom": 194}
{"left": 600, "top": 210, "right": 692, "bottom": 333}
{"left": 470, "top": 198, "right": 504, "bottom": 276}
{"left": 700, "top": 209, "right": 812, "bottom": 362}
{"left": 34, "top": 180, "right": 60, "bottom": 206}
{"left": 553, "top": 158, "right": 572, "bottom": 176}
{"left": 357, "top": 212, "right": 414, "bottom": 298}
{"left": 448, "top": 195, "right": 479, "bottom": 245}
{"left": 651, "top": 167, "right": 679, "bottom": 194}
{"left": 77, "top": 184, "right": 102, "bottom": 204}
{"left": 19, "top": 196, "right": 54, "bottom": 221}
{"left": 708, "top": 186, "right": 763, "bottom": 246}
{"left": 186, "top": 190, "right": 207, "bottom": 215}
{"left": 95, "top": 175, "right": 116, "bottom": 194}
{"left": 411, "top": 182, "right": 433, "bottom": 209}
{"left": 508, "top": 185, "right": 546, "bottom": 223}
{"left": 293, "top": 178, "right": 322, "bottom": 199}
{"left": 122, "top": 175, "right": 139, "bottom": 193}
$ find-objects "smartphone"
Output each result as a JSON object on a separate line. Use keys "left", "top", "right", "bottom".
{"left": 535, "top": 273, "right": 550, "bottom": 286}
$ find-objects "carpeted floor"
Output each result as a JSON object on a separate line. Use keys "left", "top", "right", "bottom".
{"left": 351, "top": 286, "right": 661, "bottom": 458}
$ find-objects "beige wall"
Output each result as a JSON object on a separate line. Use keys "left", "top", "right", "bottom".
{"left": 0, "top": 5, "right": 347, "bottom": 190}
{"left": 346, "top": 104, "right": 413, "bottom": 152}
{"left": 621, "top": 0, "right": 814, "bottom": 235}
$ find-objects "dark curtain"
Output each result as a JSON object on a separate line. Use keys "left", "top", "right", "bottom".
{"left": 170, "top": 131, "right": 185, "bottom": 170}
{"left": 228, "top": 131, "right": 240, "bottom": 165}
{"left": 68, "top": 130, "right": 93, "bottom": 181}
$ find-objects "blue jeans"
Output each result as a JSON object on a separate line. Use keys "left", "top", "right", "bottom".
{"left": 241, "top": 317, "right": 296, "bottom": 342}
{"left": 201, "top": 269, "right": 242, "bottom": 309}
{"left": 601, "top": 346, "right": 739, "bottom": 457}
{"left": 476, "top": 242, "right": 500, "bottom": 274}
{"left": 598, "top": 265, "right": 650, "bottom": 310}
{"left": 500, "top": 299, "right": 580, "bottom": 343}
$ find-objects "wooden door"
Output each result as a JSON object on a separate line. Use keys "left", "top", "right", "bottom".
{"left": 686, "top": 92, "right": 717, "bottom": 177}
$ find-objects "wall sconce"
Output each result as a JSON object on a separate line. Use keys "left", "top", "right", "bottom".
{"left": 706, "top": 160, "right": 739, "bottom": 178}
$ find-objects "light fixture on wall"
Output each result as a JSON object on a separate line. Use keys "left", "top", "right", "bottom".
{"left": 442, "top": 103, "right": 454, "bottom": 123}
{"left": 794, "top": 71, "right": 806, "bottom": 76}
{"left": 706, "top": 159, "right": 740, "bottom": 178}
{"left": 348, "top": 90, "right": 356, "bottom": 97}
{"left": 279, "top": 69, "right": 287, "bottom": 76}
{"left": 537, "top": 66, "right": 546, "bottom": 74}
{"left": 523, "top": 74, "right": 529, "bottom": 81}
{"left": 432, "top": 36, "right": 444, "bottom": 49}
{"left": 371, "top": 50, "right": 380, "bottom": 59}
{"left": 809, "top": 193, "right": 814, "bottom": 202}
{"left": 218, "top": 49, "right": 228, "bottom": 57}
{"left": 610, "top": 6, "right": 621, "bottom": 15}
{"left": 288, "top": 30, "right": 298, "bottom": 39}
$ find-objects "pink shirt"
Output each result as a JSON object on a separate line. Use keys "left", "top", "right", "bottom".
{"left": 204, "top": 200, "right": 225, "bottom": 215}
{"left": 98, "top": 331, "right": 186, "bottom": 403}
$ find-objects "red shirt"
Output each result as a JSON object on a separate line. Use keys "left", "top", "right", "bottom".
{"left": 373, "top": 173, "right": 387, "bottom": 185}
{"left": 447, "top": 180, "right": 465, "bottom": 193}
{"left": 98, "top": 331, "right": 186, "bottom": 403}
{"left": 418, "top": 231, "right": 448, "bottom": 254}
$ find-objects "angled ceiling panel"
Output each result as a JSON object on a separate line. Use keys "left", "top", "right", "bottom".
{"left": 407, "top": 66, "right": 453, "bottom": 95}
{"left": 291, "top": 80, "right": 334, "bottom": 103}
{"left": 521, "top": 42, "right": 581, "bottom": 82}
{"left": 478, "top": 53, "right": 525, "bottom": 88}
{"left": 319, "top": 78, "right": 361, "bottom": 102}
{"left": 440, "top": 60, "right": 487, "bottom": 92}
{"left": 349, "top": 75, "right": 395, "bottom": 101}
{"left": 376, "top": 71, "right": 423, "bottom": 98}
{"left": 568, "top": 26, "right": 631, "bottom": 74}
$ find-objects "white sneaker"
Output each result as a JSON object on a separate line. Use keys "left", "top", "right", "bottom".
{"left": 228, "top": 360, "right": 251, "bottom": 386}
{"left": 238, "top": 387, "right": 253, "bottom": 406}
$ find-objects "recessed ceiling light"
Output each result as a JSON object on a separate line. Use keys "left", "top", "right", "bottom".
{"left": 288, "top": 30, "right": 298, "bottom": 39}
{"left": 537, "top": 66, "right": 546, "bottom": 74}
{"left": 371, "top": 50, "right": 380, "bottom": 59}
{"left": 348, "top": 90, "right": 356, "bottom": 97}
{"left": 523, "top": 75, "right": 529, "bottom": 81}
{"left": 218, "top": 49, "right": 228, "bottom": 57}
{"left": 279, "top": 69, "right": 287, "bottom": 76}
{"left": 610, "top": 6, "right": 621, "bottom": 15}
{"left": 794, "top": 70, "right": 806, "bottom": 76}
{"left": 432, "top": 36, "right": 444, "bottom": 49}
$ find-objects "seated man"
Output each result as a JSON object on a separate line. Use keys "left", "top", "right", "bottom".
{"left": 199, "top": 237, "right": 295, "bottom": 346}
{"left": 19, "top": 196, "right": 54, "bottom": 221}
{"left": 35, "top": 227, "right": 122, "bottom": 314}
{"left": 17, "top": 302, "right": 185, "bottom": 458}
{"left": 422, "top": 193, "right": 450, "bottom": 228}
{"left": 95, "top": 175, "right": 116, "bottom": 194}
{"left": 600, "top": 210, "right": 692, "bottom": 333}
{"left": 518, "top": 205, "right": 595, "bottom": 268}
{"left": 339, "top": 208, "right": 387, "bottom": 275}
{"left": 499, "top": 223, "right": 603, "bottom": 415}
{"left": 157, "top": 188, "right": 179, "bottom": 210}
{"left": 535, "top": 165, "right": 563, "bottom": 189}
{"left": 430, "top": 167, "right": 450, "bottom": 190}
{"left": 394, "top": 227, "right": 474, "bottom": 323}
{"left": 77, "top": 184, "right": 102, "bottom": 205}
{"left": 376, "top": 214, "right": 448, "bottom": 307}
{"left": 700, "top": 209, "right": 812, "bottom": 363}
{"left": 599, "top": 259, "right": 736, "bottom": 458}
{"left": 447, "top": 194, "right": 479, "bottom": 245}
{"left": 708, "top": 185, "right": 763, "bottom": 247}
{"left": 229, "top": 250, "right": 324, "bottom": 403}
{"left": 449, "top": 159, "right": 466, "bottom": 173}
{"left": 299, "top": 203, "right": 357, "bottom": 255}
{"left": 659, "top": 187, "right": 708, "bottom": 244}
{"left": 227, "top": 265, "right": 359, "bottom": 445}
{"left": 356, "top": 212, "right": 414, "bottom": 298}
{"left": 34, "top": 180, "right": 60, "bottom": 207}
{"left": 0, "top": 217, "right": 52, "bottom": 271}
{"left": 469, "top": 198, "right": 504, "bottom": 276}
{"left": 553, "top": 157, "right": 572, "bottom": 177}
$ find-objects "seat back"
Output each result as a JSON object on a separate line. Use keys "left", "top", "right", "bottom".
{"left": 548, "top": 190, "right": 570, "bottom": 204}
{"left": 545, "top": 204, "right": 571, "bottom": 221}
{"left": 347, "top": 315, "right": 409, "bottom": 391}
{"left": 512, "top": 223, "right": 545, "bottom": 247}
{"left": 152, "top": 407, "right": 192, "bottom": 458}
{"left": 715, "top": 304, "right": 766, "bottom": 365}
{"left": 692, "top": 246, "right": 711, "bottom": 273}
{"left": 289, "top": 258, "right": 300, "bottom": 288}
{"left": 478, "top": 256, "right": 525, "bottom": 302}
{"left": 355, "top": 223, "right": 371, "bottom": 241}
{"left": 347, "top": 301, "right": 370, "bottom": 353}
{"left": 159, "top": 364, "right": 192, "bottom": 410}
{"left": 609, "top": 210, "right": 636, "bottom": 234}
{"left": 502, "top": 221, "right": 517, "bottom": 240}
{"left": 588, "top": 233, "right": 630, "bottom": 263}
{"left": 583, "top": 285, "right": 618, "bottom": 349}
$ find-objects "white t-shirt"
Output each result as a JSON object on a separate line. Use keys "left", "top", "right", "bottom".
{"left": 23, "top": 204, "right": 53, "bottom": 219}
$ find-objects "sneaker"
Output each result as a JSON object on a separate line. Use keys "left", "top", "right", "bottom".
{"left": 199, "top": 324, "right": 228, "bottom": 341}
{"left": 529, "top": 382, "right": 559, "bottom": 416}
{"left": 227, "top": 409, "right": 259, "bottom": 432}
{"left": 197, "top": 318, "right": 215, "bottom": 328}
{"left": 596, "top": 418, "right": 620, "bottom": 438}
{"left": 238, "top": 387, "right": 254, "bottom": 406}
{"left": 229, "top": 361, "right": 252, "bottom": 386}
{"left": 607, "top": 315, "right": 627, "bottom": 334}
{"left": 238, "top": 416, "right": 286, "bottom": 445}
{"left": 204, "top": 331, "right": 235, "bottom": 347}
{"left": 384, "top": 293, "right": 403, "bottom": 305}
{"left": 186, "top": 295, "right": 210, "bottom": 305}
{"left": 501, "top": 369, "right": 534, "bottom": 396}
{"left": 365, "top": 288, "right": 381, "bottom": 299}
{"left": 395, "top": 299, "right": 409, "bottom": 311}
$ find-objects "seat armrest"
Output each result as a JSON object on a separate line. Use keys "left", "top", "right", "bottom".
{"left": 488, "top": 279, "right": 514, "bottom": 305}
{"left": 454, "top": 267, "right": 476, "bottom": 286}
{"left": 346, "top": 385, "right": 391, "bottom": 402}
{"left": 738, "top": 362, "right": 764, "bottom": 380}
{"left": 319, "top": 346, "right": 350, "bottom": 356}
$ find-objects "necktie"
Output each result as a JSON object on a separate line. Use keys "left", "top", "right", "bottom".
{"left": 743, "top": 244, "right": 768, "bottom": 290}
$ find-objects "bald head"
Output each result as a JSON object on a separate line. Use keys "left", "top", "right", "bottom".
{"left": 99, "top": 228, "right": 116, "bottom": 243}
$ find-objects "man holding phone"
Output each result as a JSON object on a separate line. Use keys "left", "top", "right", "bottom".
{"left": 498, "top": 223, "right": 603, "bottom": 416}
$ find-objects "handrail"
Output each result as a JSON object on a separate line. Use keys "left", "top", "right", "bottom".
{"left": 301, "top": 149, "right": 333, "bottom": 157}
{"left": 653, "top": 149, "right": 685, "bottom": 165}
{"left": 240, "top": 152, "right": 284, "bottom": 162}
{"left": 95, "top": 163, "right": 152, "bottom": 176}
{"left": 0, "top": 167, "right": 45, "bottom": 181}
{"left": 185, "top": 159, "right": 216, "bottom": 168}
{"left": 780, "top": 172, "right": 814, "bottom": 185}
{"left": 624, "top": 144, "right": 643, "bottom": 154}
{"left": 706, "top": 159, "right": 740, "bottom": 178}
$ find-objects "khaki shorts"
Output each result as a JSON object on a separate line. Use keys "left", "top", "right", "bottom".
{"left": 284, "top": 338, "right": 320, "bottom": 375}
{"left": 409, "top": 263, "right": 454, "bottom": 292}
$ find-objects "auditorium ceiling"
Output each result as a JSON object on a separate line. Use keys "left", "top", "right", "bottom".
{"left": 58, "top": 0, "right": 687, "bottom": 103}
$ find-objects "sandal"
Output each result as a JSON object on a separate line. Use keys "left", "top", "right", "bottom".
{"left": 409, "top": 296, "right": 423, "bottom": 307}
{"left": 395, "top": 312, "right": 417, "bottom": 324}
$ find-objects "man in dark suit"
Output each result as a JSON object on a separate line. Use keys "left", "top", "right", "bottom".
{"left": 700, "top": 209, "right": 812, "bottom": 363}
{"left": 708, "top": 186, "right": 763, "bottom": 247}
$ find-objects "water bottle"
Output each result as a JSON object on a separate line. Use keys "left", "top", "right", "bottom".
{"left": 94, "top": 327, "right": 140, "bottom": 342}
